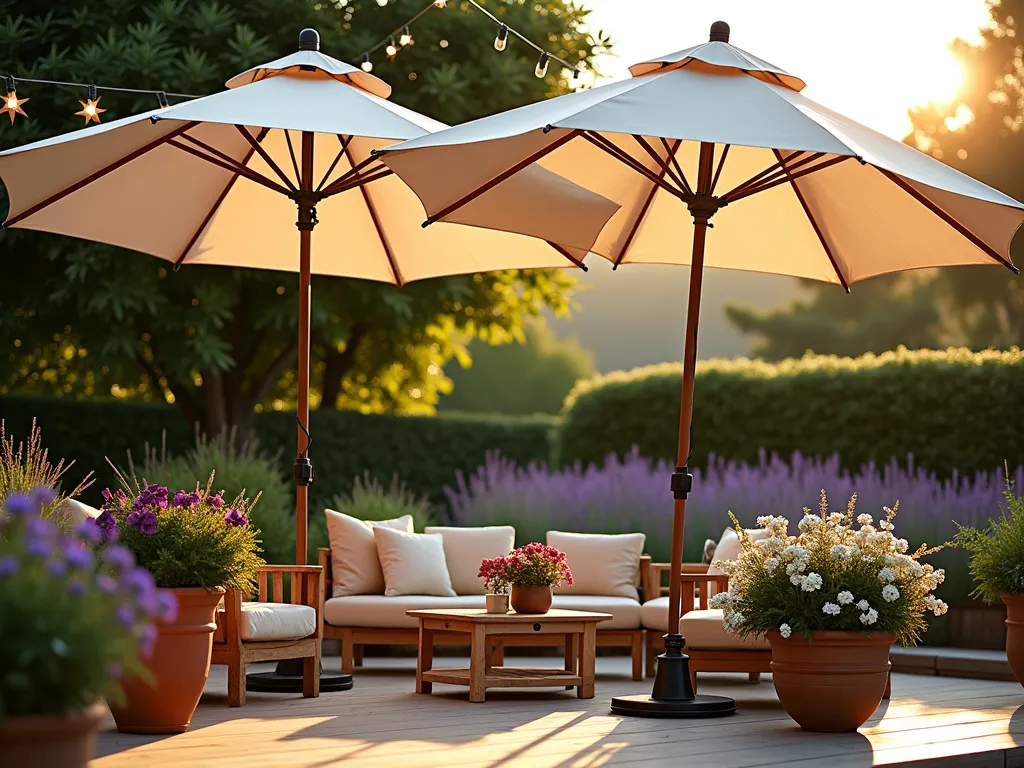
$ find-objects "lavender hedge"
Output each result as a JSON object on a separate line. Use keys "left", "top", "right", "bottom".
{"left": 445, "top": 449, "right": 1023, "bottom": 605}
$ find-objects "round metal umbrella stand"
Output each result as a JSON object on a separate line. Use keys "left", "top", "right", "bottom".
{"left": 247, "top": 660, "right": 353, "bottom": 693}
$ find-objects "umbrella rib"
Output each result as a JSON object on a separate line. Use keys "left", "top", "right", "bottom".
{"left": 632, "top": 135, "right": 689, "bottom": 197}
{"left": 424, "top": 128, "right": 582, "bottom": 225}
{"left": 320, "top": 155, "right": 390, "bottom": 197}
{"left": 284, "top": 130, "right": 302, "bottom": 186}
{"left": 174, "top": 127, "right": 271, "bottom": 270}
{"left": 659, "top": 137, "right": 693, "bottom": 196}
{"left": 342, "top": 141, "right": 404, "bottom": 286}
{"left": 4, "top": 120, "right": 199, "bottom": 228}
{"left": 720, "top": 151, "right": 806, "bottom": 202}
{"left": 710, "top": 144, "right": 731, "bottom": 195}
{"left": 725, "top": 154, "right": 848, "bottom": 204}
{"left": 545, "top": 241, "right": 589, "bottom": 271}
{"left": 733, "top": 151, "right": 827, "bottom": 195}
{"left": 234, "top": 124, "right": 297, "bottom": 192}
{"left": 772, "top": 148, "right": 850, "bottom": 293}
{"left": 614, "top": 138, "right": 682, "bottom": 270}
{"left": 315, "top": 135, "right": 353, "bottom": 193}
{"left": 324, "top": 168, "right": 394, "bottom": 197}
{"left": 167, "top": 139, "right": 292, "bottom": 196}
{"left": 876, "top": 167, "right": 1021, "bottom": 274}
{"left": 178, "top": 133, "right": 269, "bottom": 177}
{"left": 580, "top": 132, "right": 686, "bottom": 201}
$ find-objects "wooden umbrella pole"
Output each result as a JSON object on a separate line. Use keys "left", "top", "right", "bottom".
{"left": 295, "top": 130, "right": 316, "bottom": 565}
{"left": 666, "top": 142, "right": 717, "bottom": 641}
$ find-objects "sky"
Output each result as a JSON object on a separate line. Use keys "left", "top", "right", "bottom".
{"left": 546, "top": 0, "right": 996, "bottom": 371}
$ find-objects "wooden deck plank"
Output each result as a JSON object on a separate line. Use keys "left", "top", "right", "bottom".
{"left": 93, "top": 657, "right": 1024, "bottom": 768}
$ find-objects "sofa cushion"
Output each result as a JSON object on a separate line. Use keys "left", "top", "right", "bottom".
{"left": 214, "top": 602, "right": 317, "bottom": 643}
{"left": 424, "top": 525, "right": 515, "bottom": 595}
{"left": 550, "top": 595, "right": 641, "bottom": 630}
{"left": 640, "top": 598, "right": 770, "bottom": 650}
{"left": 324, "top": 509, "right": 412, "bottom": 597}
{"left": 324, "top": 595, "right": 486, "bottom": 628}
{"left": 708, "top": 527, "right": 770, "bottom": 575}
{"left": 548, "top": 531, "right": 645, "bottom": 600}
{"left": 373, "top": 527, "right": 456, "bottom": 597}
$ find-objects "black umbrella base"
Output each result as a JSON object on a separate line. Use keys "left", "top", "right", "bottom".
{"left": 610, "top": 693, "right": 736, "bottom": 717}
{"left": 611, "top": 633, "right": 736, "bottom": 718}
{"left": 246, "top": 659, "right": 353, "bottom": 693}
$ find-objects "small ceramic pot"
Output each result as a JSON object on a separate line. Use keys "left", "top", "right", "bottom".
{"left": 485, "top": 593, "right": 510, "bottom": 613}
{"left": 0, "top": 702, "right": 105, "bottom": 768}
{"left": 768, "top": 630, "right": 894, "bottom": 732}
{"left": 510, "top": 584, "right": 552, "bottom": 614}
{"left": 1002, "top": 592, "right": 1024, "bottom": 686}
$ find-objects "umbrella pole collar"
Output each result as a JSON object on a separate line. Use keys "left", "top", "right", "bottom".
{"left": 686, "top": 193, "right": 720, "bottom": 223}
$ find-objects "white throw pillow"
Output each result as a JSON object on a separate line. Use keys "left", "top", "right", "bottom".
{"left": 324, "top": 509, "right": 413, "bottom": 597}
{"left": 373, "top": 527, "right": 457, "bottom": 597}
{"left": 547, "top": 531, "right": 646, "bottom": 600}
{"left": 708, "top": 527, "right": 771, "bottom": 575}
{"left": 424, "top": 526, "right": 515, "bottom": 595}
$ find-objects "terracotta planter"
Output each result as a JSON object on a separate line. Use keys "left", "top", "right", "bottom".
{"left": 110, "top": 587, "right": 224, "bottom": 734}
{"left": 1001, "top": 593, "right": 1024, "bottom": 686}
{"left": 768, "top": 630, "right": 895, "bottom": 732}
{"left": 0, "top": 702, "right": 105, "bottom": 768}
{"left": 511, "top": 584, "right": 552, "bottom": 614}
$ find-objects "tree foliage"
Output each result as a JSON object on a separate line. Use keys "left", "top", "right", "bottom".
{"left": 0, "top": 0, "right": 610, "bottom": 437}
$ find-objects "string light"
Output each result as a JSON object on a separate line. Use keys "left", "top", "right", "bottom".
{"left": 494, "top": 24, "right": 508, "bottom": 52}
{"left": 400, "top": 26, "right": 413, "bottom": 46}
{"left": 385, "top": 36, "right": 398, "bottom": 58}
{"left": 75, "top": 84, "right": 105, "bottom": 125}
{"left": 535, "top": 52, "right": 549, "bottom": 78}
{"left": 1, "top": 77, "right": 28, "bottom": 123}
{"left": 361, "top": 53, "right": 373, "bottom": 73}
{"left": 434, "top": 0, "right": 446, "bottom": 7}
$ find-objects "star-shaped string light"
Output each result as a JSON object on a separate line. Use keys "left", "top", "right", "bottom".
{"left": 1, "top": 77, "right": 27, "bottom": 124}
{"left": 75, "top": 84, "right": 105, "bottom": 125}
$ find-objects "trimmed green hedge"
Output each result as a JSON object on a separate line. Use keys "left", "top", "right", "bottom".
{"left": 0, "top": 395, "right": 554, "bottom": 515}
{"left": 553, "top": 348, "right": 1024, "bottom": 477}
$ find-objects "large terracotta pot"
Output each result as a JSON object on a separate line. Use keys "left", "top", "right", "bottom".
{"left": 1001, "top": 593, "right": 1024, "bottom": 685}
{"left": 110, "top": 587, "right": 224, "bottom": 734}
{"left": 768, "top": 630, "right": 895, "bottom": 732}
{"left": 511, "top": 584, "right": 552, "bottom": 614}
{"left": 0, "top": 702, "right": 105, "bottom": 768}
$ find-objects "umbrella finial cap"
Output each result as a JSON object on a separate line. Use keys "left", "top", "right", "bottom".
{"left": 709, "top": 21, "right": 730, "bottom": 43}
{"left": 299, "top": 28, "right": 320, "bottom": 51}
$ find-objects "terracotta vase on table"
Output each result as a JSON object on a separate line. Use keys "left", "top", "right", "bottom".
{"left": 767, "top": 630, "right": 895, "bottom": 732}
{"left": 511, "top": 584, "right": 552, "bottom": 614}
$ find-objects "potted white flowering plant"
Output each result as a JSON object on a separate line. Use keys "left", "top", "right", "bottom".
{"left": 709, "top": 491, "right": 947, "bottom": 733}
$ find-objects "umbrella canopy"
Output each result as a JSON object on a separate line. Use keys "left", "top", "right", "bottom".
{"left": 0, "top": 42, "right": 618, "bottom": 282}
{"left": 381, "top": 25, "right": 1022, "bottom": 287}
{"left": 378, "top": 21, "right": 1023, "bottom": 717}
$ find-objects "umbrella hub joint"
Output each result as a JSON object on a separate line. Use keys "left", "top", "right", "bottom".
{"left": 293, "top": 194, "right": 320, "bottom": 231}
{"left": 671, "top": 466, "right": 693, "bottom": 500}
{"left": 686, "top": 193, "right": 720, "bottom": 223}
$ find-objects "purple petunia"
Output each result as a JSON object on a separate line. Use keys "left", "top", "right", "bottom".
{"left": 115, "top": 489, "right": 127, "bottom": 503}
{"left": 134, "top": 484, "right": 168, "bottom": 511}
{"left": 28, "top": 486, "right": 57, "bottom": 509}
{"left": 0, "top": 556, "right": 18, "bottom": 577}
{"left": 95, "top": 510, "right": 119, "bottom": 542}
{"left": 101, "top": 488, "right": 112, "bottom": 502}
{"left": 172, "top": 490, "right": 201, "bottom": 509}
{"left": 223, "top": 508, "right": 248, "bottom": 527}
{"left": 208, "top": 491, "right": 225, "bottom": 509}
{"left": 127, "top": 509, "right": 158, "bottom": 536}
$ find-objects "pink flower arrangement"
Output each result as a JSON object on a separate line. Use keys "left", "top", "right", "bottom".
{"left": 478, "top": 542, "right": 573, "bottom": 594}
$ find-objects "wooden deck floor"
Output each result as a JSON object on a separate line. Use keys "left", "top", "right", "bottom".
{"left": 93, "top": 656, "right": 1024, "bottom": 767}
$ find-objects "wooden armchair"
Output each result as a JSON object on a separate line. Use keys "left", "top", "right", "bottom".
{"left": 210, "top": 564, "right": 324, "bottom": 707}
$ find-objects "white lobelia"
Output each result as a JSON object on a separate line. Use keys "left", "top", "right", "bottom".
{"left": 822, "top": 602, "right": 841, "bottom": 616}
{"left": 779, "top": 623, "right": 792, "bottom": 638}
{"left": 882, "top": 585, "right": 901, "bottom": 602}
{"left": 837, "top": 591, "right": 854, "bottom": 605}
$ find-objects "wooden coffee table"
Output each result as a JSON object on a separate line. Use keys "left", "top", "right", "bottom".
{"left": 407, "top": 608, "right": 611, "bottom": 703}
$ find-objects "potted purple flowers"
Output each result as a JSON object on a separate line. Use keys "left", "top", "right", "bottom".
{"left": 0, "top": 486, "right": 170, "bottom": 767}
{"left": 98, "top": 472, "right": 264, "bottom": 734}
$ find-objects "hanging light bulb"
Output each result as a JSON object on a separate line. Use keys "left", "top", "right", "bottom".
{"left": 494, "top": 24, "right": 508, "bottom": 52}
{"left": 433, "top": 0, "right": 446, "bottom": 7}
{"left": 1, "top": 76, "right": 28, "bottom": 124}
{"left": 361, "top": 53, "right": 373, "bottom": 73}
{"left": 400, "top": 26, "right": 413, "bottom": 46}
{"left": 385, "top": 36, "right": 398, "bottom": 58}
{"left": 75, "top": 84, "right": 105, "bottom": 125}
{"left": 535, "top": 52, "right": 549, "bottom": 78}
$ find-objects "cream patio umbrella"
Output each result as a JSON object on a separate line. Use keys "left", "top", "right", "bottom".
{"left": 0, "top": 28, "right": 619, "bottom": 694}
{"left": 379, "top": 21, "right": 1024, "bottom": 716}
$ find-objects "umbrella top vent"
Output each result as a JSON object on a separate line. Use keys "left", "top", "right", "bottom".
{"left": 628, "top": 21, "right": 805, "bottom": 91}
{"left": 299, "top": 28, "right": 320, "bottom": 51}
{"left": 709, "top": 21, "right": 730, "bottom": 43}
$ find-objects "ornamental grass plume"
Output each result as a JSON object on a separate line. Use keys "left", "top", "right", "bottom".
{"left": 708, "top": 491, "right": 947, "bottom": 646}
{"left": 478, "top": 542, "right": 572, "bottom": 594}
{"left": 0, "top": 419, "right": 93, "bottom": 522}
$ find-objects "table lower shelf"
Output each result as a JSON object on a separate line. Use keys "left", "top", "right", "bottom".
{"left": 422, "top": 667, "right": 583, "bottom": 689}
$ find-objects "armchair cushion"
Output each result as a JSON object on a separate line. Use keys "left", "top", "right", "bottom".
{"left": 547, "top": 531, "right": 646, "bottom": 600}
{"left": 424, "top": 525, "right": 515, "bottom": 595}
{"left": 640, "top": 598, "right": 770, "bottom": 650}
{"left": 324, "top": 509, "right": 413, "bottom": 597}
{"left": 215, "top": 602, "right": 317, "bottom": 643}
{"left": 708, "top": 527, "right": 771, "bottom": 575}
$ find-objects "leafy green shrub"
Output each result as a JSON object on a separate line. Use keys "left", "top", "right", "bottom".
{"left": 1, "top": 419, "right": 92, "bottom": 521}
{"left": 100, "top": 472, "right": 265, "bottom": 591}
{"left": 955, "top": 479, "right": 1024, "bottom": 603}
{"left": 140, "top": 433, "right": 294, "bottom": 567}
{"left": 554, "top": 347, "right": 1024, "bottom": 478}
{"left": 0, "top": 487, "right": 167, "bottom": 721}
